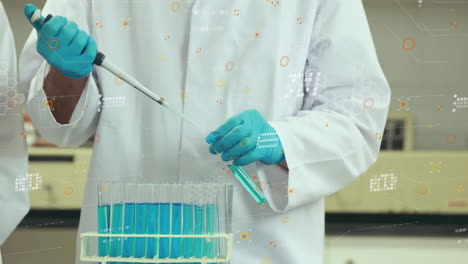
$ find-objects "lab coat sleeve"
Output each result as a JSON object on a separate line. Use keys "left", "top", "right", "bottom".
{"left": 0, "top": 2, "right": 29, "bottom": 245}
{"left": 258, "top": 0, "right": 391, "bottom": 212}
{"left": 19, "top": 0, "right": 100, "bottom": 147}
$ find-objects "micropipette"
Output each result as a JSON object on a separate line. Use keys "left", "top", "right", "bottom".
{"left": 30, "top": 8, "right": 266, "bottom": 204}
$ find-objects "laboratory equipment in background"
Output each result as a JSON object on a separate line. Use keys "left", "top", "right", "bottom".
{"left": 80, "top": 182, "right": 233, "bottom": 263}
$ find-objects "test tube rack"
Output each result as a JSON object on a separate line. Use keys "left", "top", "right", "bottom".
{"left": 80, "top": 232, "right": 233, "bottom": 263}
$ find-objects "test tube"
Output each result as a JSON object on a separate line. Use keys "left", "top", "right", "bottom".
{"left": 109, "top": 182, "right": 124, "bottom": 264}
{"left": 146, "top": 184, "right": 159, "bottom": 260}
{"left": 158, "top": 184, "right": 171, "bottom": 259}
{"left": 228, "top": 165, "right": 265, "bottom": 204}
{"left": 193, "top": 185, "right": 205, "bottom": 259}
{"left": 170, "top": 185, "right": 182, "bottom": 259}
{"left": 204, "top": 184, "right": 217, "bottom": 261}
{"left": 217, "top": 184, "right": 233, "bottom": 258}
{"left": 135, "top": 184, "right": 151, "bottom": 258}
{"left": 97, "top": 183, "right": 111, "bottom": 257}
{"left": 123, "top": 183, "right": 137, "bottom": 263}
{"left": 181, "top": 185, "right": 194, "bottom": 263}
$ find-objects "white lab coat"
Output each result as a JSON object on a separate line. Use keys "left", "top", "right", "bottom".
{"left": 0, "top": 1, "right": 29, "bottom": 250}
{"left": 20, "top": 0, "right": 390, "bottom": 263}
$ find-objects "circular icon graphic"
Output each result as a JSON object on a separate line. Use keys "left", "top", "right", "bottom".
{"left": 8, "top": 78, "right": 17, "bottom": 88}
{"left": 457, "top": 185, "right": 465, "bottom": 193}
{"left": 271, "top": 1, "right": 280, "bottom": 7}
{"left": 7, "top": 88, "right": 16, "bottom": 98}
{"left": 363, "top": 98, "right": 374, "bottom": 109}
{"left": 240, "top": 137, "right": 250, "bottom": 147}
{"left": 7, "top": 98, "right": 17, "bottom": 109}
{"left": 16, "top": 93, "right": 25, "bottom": 104}
{"left": 451, "top": 21, "right": 458, "bottom": 29}
{"left": 259, "top": 181, "right": 267, "bottom": 191}
{"left": 281, "top": 215, "right": 289, "bottom": 224}
{"left": 115, "top": 74, "right": 125, "bottom": 85}
{"left": 170, "top": 1, "right": 181, "bottom": 12}
{"left": 48, "top": 38, "right": 60, "bottom": 50}
{"left": 402, "top": 38, "right": 415, "bottom": 51}
{"left": 225, "top": 61, "right": 235, "bottom": 71}
{"left": 64, "top": 186, "right": 74, "bottom": 196}
{"left": 0, "top": 105, "right": 7, "bottom": 115}
{"left": 418, "top": 185, "right": 429, "bottom": 196}
{"left": 0, "top": 95, "right": 7, "bottom": 105}
{"left": 280, "top": 56, "right": 290, "bottom": 67}
{"left": 446, "top": 134, "right": 457, "bottom": 144}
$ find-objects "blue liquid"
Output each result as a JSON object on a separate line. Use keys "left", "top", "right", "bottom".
{"left": 182, "top": 204, "right": 194, "bottom": 260}
{"left": 147, "top": 203, "right": 159, "bottom": 259}
{"left": 97, "top": 204, "right": 110, "bottom": 257}
{"left": 122, "top": 203, "right": 135, "bottom": 260}
{"left": 228, "top": 165, "right": 266, "bottom": 204}
{"left": 205, "top": 204, "right": 216, "bottom": 259}
{"left": 159, "top": 203, "right": 170, "bottom": 259}
{"left": 194, "top": 205, "right": 204, "bottom": 258}
{"left": 135, "top": 203, "right": 148, "bottom": 258}
{"left": 110, "top": 203, "right": 124, "bottom": 264}
{"left": 170, "top": 203, "right": 182, "bottom": 258}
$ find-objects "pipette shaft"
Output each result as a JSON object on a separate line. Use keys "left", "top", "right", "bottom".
{"left": 31, "top": 11, "right": 199, "bottom": 128}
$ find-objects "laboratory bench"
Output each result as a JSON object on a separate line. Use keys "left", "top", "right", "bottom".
{"left": 4, "top": 211, "right": 468, "bottom": 264}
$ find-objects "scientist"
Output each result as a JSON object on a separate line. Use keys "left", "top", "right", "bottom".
{"left": 0, "top": 1, "right": 29, "bottom": 263}
{"left": 20, "top": 0, "right": 390, "bottom": 263}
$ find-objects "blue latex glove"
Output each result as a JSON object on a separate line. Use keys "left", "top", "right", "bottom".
{"left": 206, "top": 109, "right": 285, "bottom": 166}
{"left": 24, "top": 4, "right": 97, "bottom": 79}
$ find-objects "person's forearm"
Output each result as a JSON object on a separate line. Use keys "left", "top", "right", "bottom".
{"left": 279, "top": 160, "right": 288, "bottom": 170}
{"left": 43, "top": 67, "right": 88, "bottom": 124}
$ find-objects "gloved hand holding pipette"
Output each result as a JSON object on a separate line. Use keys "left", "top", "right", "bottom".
{"left": 24, "top": 4, "right": 97, "bottom": 79}
{"left": 24, "top": 4, "right": 191, "bottom": 123}
{"left": 206, "top": 109, "right": 285, "bottom": 166}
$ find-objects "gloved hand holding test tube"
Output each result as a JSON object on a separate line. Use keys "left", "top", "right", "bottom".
{"left": 25, "top": 4, "right": 266, "bottom": 204}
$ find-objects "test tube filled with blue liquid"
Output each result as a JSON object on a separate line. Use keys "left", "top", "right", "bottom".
{"left": 181, "top": 186, "right": 194, "bottom": 261}
{"left": 146, "top": 184, "right": 159, "bottom": 260}
{"left": 170, "top": 185, "right": 182, "bottom": 259}
{"left": 217, "top": 184, "right": 233, "bottom": 259}
{"left": 159, "top": 185, "right": 170, "bottom": 259}
{"left": 193, "top": 185, "right": 205, "bottom": 259}
{"left": 109, "top": 183, "right": 125, "bottom": 264}
{"left": 122, "top": 184, "right": 137, "bottom": 261}
{"left": 135, "top": 184, "right": 151, "bottom": 258}
{"left": 97, "top": 183, "right": 111, "bottom": 257}
{"left": 204, "top": 186, "right": 218, "bottom": 261}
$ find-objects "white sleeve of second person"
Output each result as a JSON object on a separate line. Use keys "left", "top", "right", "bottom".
{"left": 19, "top": 0, "right": 100, "bottom": 147}
{"left": 0, "top": 1, "right": 29, "bottom": 246}
{"left": 257, "top": 0, "right": 391, "bottom": 212}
